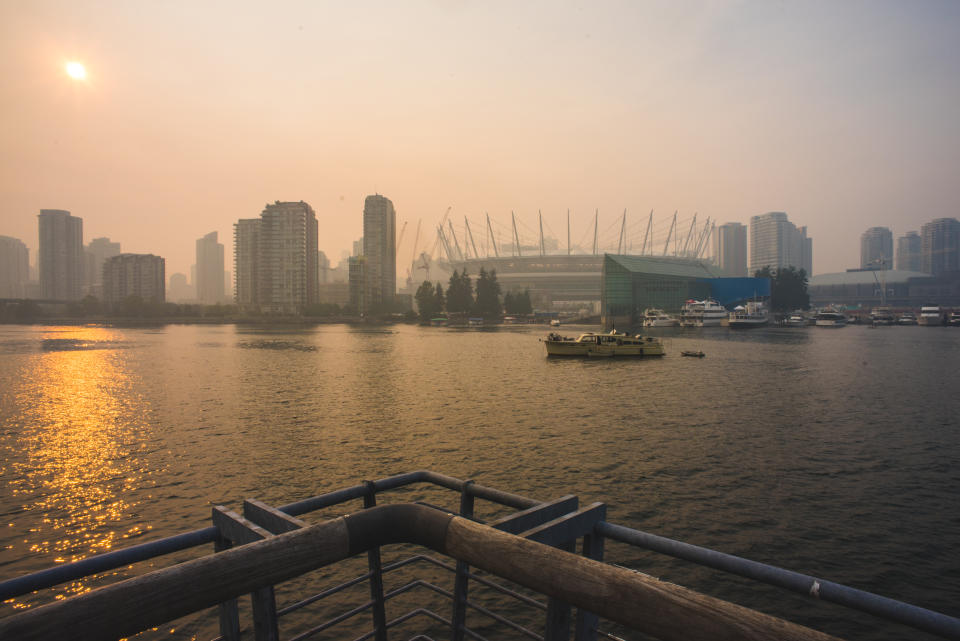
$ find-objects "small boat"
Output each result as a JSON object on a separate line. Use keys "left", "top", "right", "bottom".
{"left": 786, "top": 312, "right": 807, "bottom": 327}
{"left": 870, "top": 306, "right": 896, "bottom": 325}
{"left": 550, "top": 319, "right": 561, "bottom": 327}
{"left": 918, "top": 305, "right": 942, "bottom": 326}
{"left": 543, "top": 330, "right": 665, "bottom": 357}
{"left": 467, "top": 317, "right": 484, "bottom": 327}
{"left": 681, "top": 350, "right": 705, "bottom": 358}
{"left": 430, "top": 317, "right": 449, "bottom": 327}
{"left": 679, "top": 299, "right": 727, "bottom": 327}
{"left": 642, "top": 308, "right": 679, "bottom": 327}
{"left": 814, "top": 308, "right": 847, "bottom": 327}
{"left": 897, "top": 312, "right": 918, "bottom": 326}
{"left": 728, "top": 301, "right": 769, "bottom": 329}
{"left": 949, "top": 311, "right": 960, "bottom": 327}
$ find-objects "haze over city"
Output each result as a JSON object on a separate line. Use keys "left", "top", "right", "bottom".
{"left": 2, "top": 1, "right": 959, "bottom": 277}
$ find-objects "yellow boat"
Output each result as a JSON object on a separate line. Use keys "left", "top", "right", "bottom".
{"left": 543, "top": 330, "right": 665, "bottom": 357}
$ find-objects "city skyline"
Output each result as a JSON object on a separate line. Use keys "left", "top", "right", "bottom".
{"left": 2, "top": 2, "right": 958, "bottom": 279}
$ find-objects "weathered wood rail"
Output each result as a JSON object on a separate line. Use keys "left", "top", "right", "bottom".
{"left": 1, "top": 471, "right": 958, "bottom": 641}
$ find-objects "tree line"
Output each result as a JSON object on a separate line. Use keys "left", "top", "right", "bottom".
{"left": 754, "top": 266, "right": 810, "bottom": 312}
{"left": 414, "top": 268, "right": 533, "bottom": 321}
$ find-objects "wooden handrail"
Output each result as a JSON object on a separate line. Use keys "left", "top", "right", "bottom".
{"left": 0, "top": 504, "right": 842, "bottom": 641}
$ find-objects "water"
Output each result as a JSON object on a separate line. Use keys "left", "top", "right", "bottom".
{"left": 1, "top": 322, "right": 958, "bottom": 639}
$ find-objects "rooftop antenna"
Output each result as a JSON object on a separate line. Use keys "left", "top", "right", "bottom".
{"left": 539, "top": 209, "right": 545, "bottom": 257}
{"left": 617, "top": 209, "right": 627, "bottom": 254}
{"left": 663, "top": 211, "right": 677, "bottom": 256}
{"left": 464, "top": 216, "right": 479, "bottom": 260}
{"left": 641, "top": 209, "right": 653, "bottom": 255}
{"left": 681, "top": 213, "right": 697, "bottom": 256}
{"left": 592, "top": 209, "right": 599, "bottom": 256}
{"left": 512, "top": 211, "right": 522, "bottom": 257}
{"left": 447, "top": 219, "right": 464, "bottom": 261}
{"left": 486, "top": 212, "right": 499, "bottom": 257}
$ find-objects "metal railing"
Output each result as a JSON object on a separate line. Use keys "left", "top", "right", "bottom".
{"left": 1, "top": 470, "right": 958, "bottom": 641}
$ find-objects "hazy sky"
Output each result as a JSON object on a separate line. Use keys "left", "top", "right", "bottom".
{"left": 2, "top": 1, "right": 959, "bottom": 277}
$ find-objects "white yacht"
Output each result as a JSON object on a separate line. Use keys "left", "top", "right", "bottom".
{"left": 680, "top": 299, "right": 727, "bottom": 327}
{"left": 786, "top": 312, "right": 807, "bottom": 327}
{"left": 815, "top": 308, "right": 847, "bottom": 327}
{"left": 918, "top": 305, "right": 942, "bottom": 326}
{"left": 728, "top": 301, "right": 769, "bottom": 329}
{"left": 870, "top": 307, "right": 896, "bottom": 325}
{"left": 642, "top": 308, "right": 679, "bottom": 327}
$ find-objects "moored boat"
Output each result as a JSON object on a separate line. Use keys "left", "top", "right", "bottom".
{"left": 543, "top": 330, "right": 665, "bottom": 357}
{"left": 870, "top": 306, "right": 896, "bottom": 325}
{"left": 918, "top": 305, "right": 942, "bottom": 326}
{"left": 786, "top": 312, "right": 807, "bottom": 327}
{"left": 642, "top": 308, "right": 679, "bottom": 327}
{"left": 728, "top": 301, "right": 769, "bottom": 329}
{"left": 680, "top": 299, "right": 727, "bottom": 327}
{"left": 949, "top": 311, "right": 960, "bottom": 327}
{"left": 897, "top": 312, "right": 918, "bottom": 326}
{"left": 815, "top": 308, "right": 847, "bottom": 327}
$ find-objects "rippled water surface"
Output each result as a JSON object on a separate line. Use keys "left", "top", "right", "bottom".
{"left": 1, "top": 322, "right": 958, "bottom": 639}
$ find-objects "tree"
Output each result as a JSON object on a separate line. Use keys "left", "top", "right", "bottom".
{"left": 446, "top": 270, "right": 473, "bottom": 315}
{"left": 503, "top": 291, "right": 515, "bottom": 314}
{"left": 516, "top": 288, "right": 533, "bottom": 315}
{"left": 754, "top": 266, "right": 810, "bottom": 313}
{"left": 415, "top": 280, "right": 438, "bottom": 321}
{"left": 473, "top": 267, "right": 502, "bottom": 318}
{"left": 433, "top": 282, "right": 445, "bottom": 316}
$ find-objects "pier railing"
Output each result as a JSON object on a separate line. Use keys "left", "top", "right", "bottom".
{"left": 1, "top": 470, "right": 958, "bottom": 641}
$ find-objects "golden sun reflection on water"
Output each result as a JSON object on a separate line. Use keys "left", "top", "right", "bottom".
{"left": 3, "top": 327, "right": 156, "bottom": 603}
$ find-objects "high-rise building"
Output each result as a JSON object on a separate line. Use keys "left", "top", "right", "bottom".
{"left": 102, "top": 254, "right": 165, "bottom": 304}
{"left": 860, "top": 227, "right": 893, "bottom": 269}
{"left": 712, "top": 222, "right": 747, "bottom": 277}
{"left": 233, "top": 218, "right": 261, "bottom": 309}
{"left": 233, "top": 201, "right": 318, "bottom": 313}
{"left": 38, "top": 209, "right": 83, "bottom": 300}
{"left": 749, "top": 212, "right": 813, "bottom": 276}
{"left": 0, "top": 236, "right": 30, "bottom": 298}
{"left": 362, "top": 194, "right": 396, "bottom": 311}
{"left": 921, "top": 218, "right": 960, "bottom": 275}
{"left": 167, "top": 272, "right": 193, "bottom": 302}
{"left": 896, "top": 231, "right": 922, "bottom": 272}
{"left": 84, "top": 237, "right": 121, "bottom": 296}
{"left": 348, "top": 255, "right": 366, "bottom": 315}
{"left": 195, "top": 231, "right": 225, "bottom": 304}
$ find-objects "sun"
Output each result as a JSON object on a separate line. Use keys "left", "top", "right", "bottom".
{"left": 65, "top": 61, "right": 86, "bottom": 80}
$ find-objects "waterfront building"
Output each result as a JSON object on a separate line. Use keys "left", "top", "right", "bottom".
{"left": 233, "top": 219, "right": 261, "bottom": 309}
{"left": 195, "top": 231, "right": 225, "bottom": 304}
{"left": 348, "top": 256, "right": 366, "bottom": 314}
{"left": 896, "top": 231, "right": 922, "bottom": 272}
{"left": 713, "top": 222, "right": 747, "bottom": 277}
{"left": 362, "top": 195, "right": 396, "bottom": 311}
{"left": 233, "top": 201, "right": 318, "bottom": 314}
{"left": 0, "top": 236, "right": 30, "bottom": 298}
{"left": 84, "top": 237, "right": 121, "bottom": 297}
{"left": 749, "top": 212, "right": 812, "bottom": 276}
{"left": 860, "top": 227, "right": 893, "bottom": 270}
{"left": 920, "top": 217, "right": 960, "bottom": 275}
{"left": 38, "top": 209, "right": 83, "bottom": 300}
{"left": 601, "top": 254, "right": 769, "bottom": 329}
{"left": 103, "top": 254, "right": 165, "bottom": 304}
{"left": 809, "top": 270, "right": 958, "bottom": 308}
{"left": 168, "top": 273, "right": 193, "bottom": 302}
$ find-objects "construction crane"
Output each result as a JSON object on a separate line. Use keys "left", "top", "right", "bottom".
{"left": 406, "top": 219, "right": 421, "bottom": 282}
{"left": 429, "top": 207, "right": 453, "bottom": 258}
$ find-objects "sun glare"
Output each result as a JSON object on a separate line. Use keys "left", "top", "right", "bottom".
{"left": 65, "top": 61, "right": 86, "bottom": 80}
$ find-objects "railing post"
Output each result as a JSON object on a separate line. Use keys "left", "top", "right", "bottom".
{"left": 364, "top": 481, "right": 389, "bottom": 641}
{"left": 574, "top": 509, "right": 606, "bottom": 641}
{"left": 214, "top": 536, "right": 240, "bottom": 641}
{"left": 450, "top": 479, "right": 475, "bottom": 641}
{"left": 544, "top": 539, "right": 575, "bottom": 641}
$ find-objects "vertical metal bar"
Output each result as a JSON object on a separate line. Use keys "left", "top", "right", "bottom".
{"left": 545, "top": 540, "right": 576, "bottom": 641}
{"left": 214, "top": 536, "right": 241, "bottom": 641}
{"left": 574, "top": 510, "right": 606, "bottom": 641}
{"left": 364, "top": 481, "right": 388, "bottom": 641}
{"left": 450, "top": 480, "right": 475, "bottom": 641}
